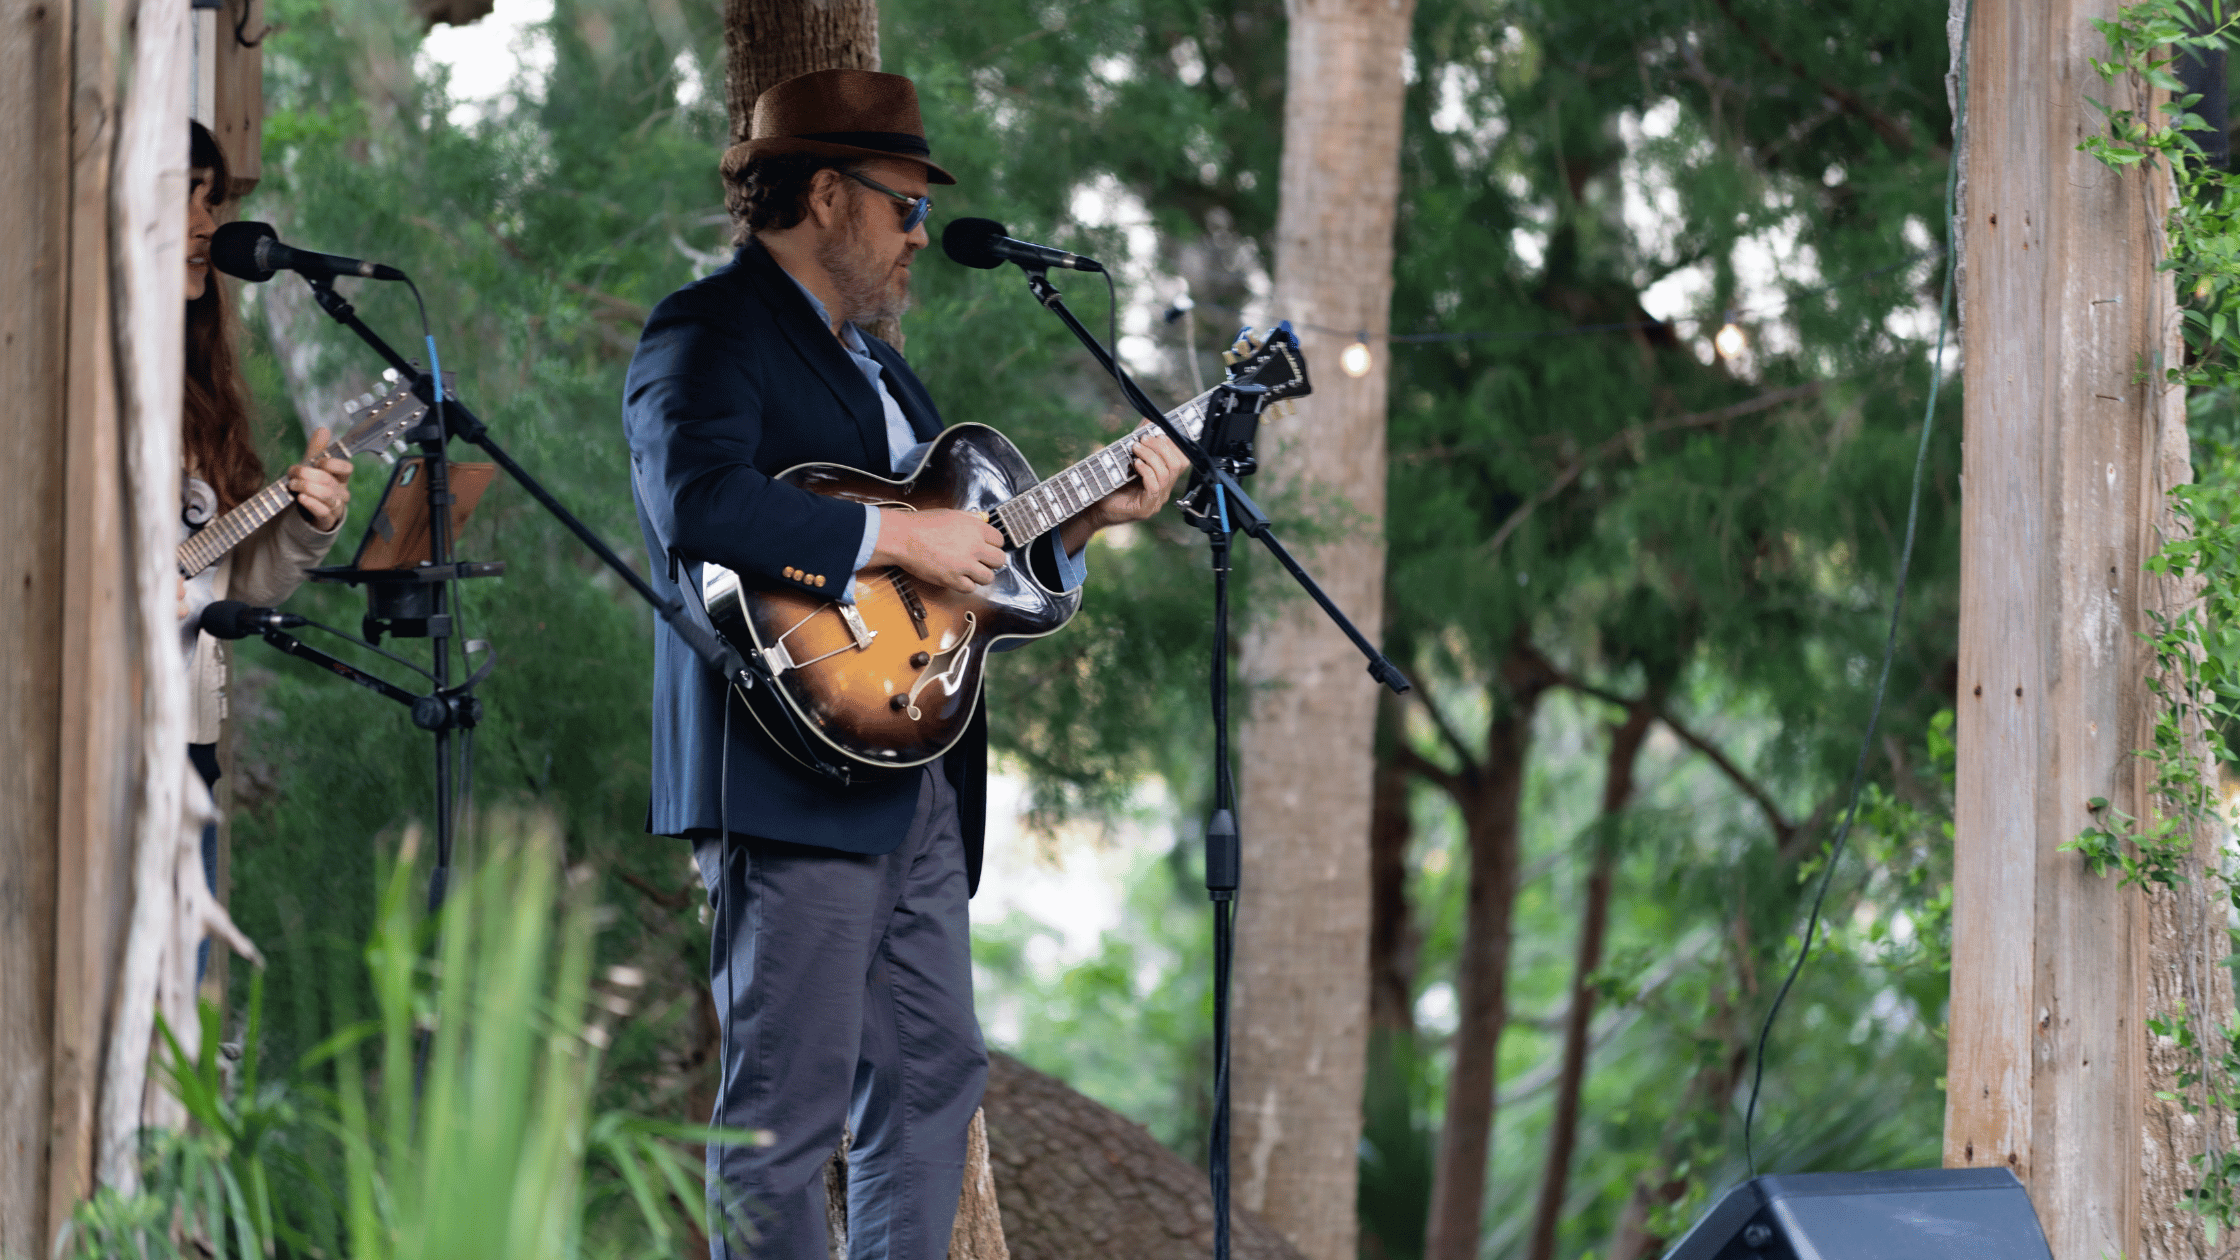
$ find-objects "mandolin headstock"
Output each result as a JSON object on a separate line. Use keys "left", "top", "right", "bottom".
{"left": 335, "top": 373, "right": 438, "bottom": 461}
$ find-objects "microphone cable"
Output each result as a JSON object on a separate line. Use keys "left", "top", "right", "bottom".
{"left": 1741, "top": 0, "right": 1969, "bottom": 1176}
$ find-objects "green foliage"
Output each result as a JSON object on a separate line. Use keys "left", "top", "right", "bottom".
{"left": 972, "top": 843, "right": 1215, "bottom": 1154}
{"left": 64, "top": 813, "right": 734, "bottom": 1260}
{"left": 225, "top": 2, "right": 1984, "bottom": 1255}
{"left": 2075, "top": 0, "right": 2240, "bottom": 1240}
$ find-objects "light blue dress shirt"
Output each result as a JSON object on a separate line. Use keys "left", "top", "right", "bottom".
{"left": 783, "top": 273, "right": 1087, "bottom": 601}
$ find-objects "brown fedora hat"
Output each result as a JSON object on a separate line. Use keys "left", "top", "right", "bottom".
{"left": 721, "top": 68, "right": 956, "bottom": 186}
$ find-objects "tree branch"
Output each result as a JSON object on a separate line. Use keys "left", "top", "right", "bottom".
{"left": 1395, "top": 734, "right": 1469, "bottom": 803}
{"left": 1707, "top": 0, "right": 1916, "bottom": 154}
{"left": 1409, "top": 688, "right": 1484, "bottom": 788}
{"left": 615, "top": 866, "right": 696, "bottom": 912}
{"left": 1653, "top": 707, "right": 1797, "bottom": 847}
{"left": 1482, "top": 383, "right": 1822, "bottom": 559}
{"left": 1546, "top": 669, "right": 1799, "bottom": 845}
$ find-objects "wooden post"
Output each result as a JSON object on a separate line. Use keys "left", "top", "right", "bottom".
{"left": 0, "top": 0, "right": 80, "bottom": 1252}
{"left": 211, "top": 0, "right": 262, "bottom": 198}
{"left": 1945, "top": 2, "right": 2222, "bottom": 1254}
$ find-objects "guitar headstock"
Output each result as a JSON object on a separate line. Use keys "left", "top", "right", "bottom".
{"left": 1221, "top": 321, "right": 1312, "bottom": 411}
{"left": 336, "top": 376, "right": 435, "bottom": 458}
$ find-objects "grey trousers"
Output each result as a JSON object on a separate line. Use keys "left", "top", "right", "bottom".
{"left": 694, "top": 769, "right": 986, "bottom": 1260}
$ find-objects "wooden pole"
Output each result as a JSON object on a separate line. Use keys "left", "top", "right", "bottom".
{"left": 1945, "top": 2, "right": 2222, "bottom": 1254}
{"left": 0, "top": 0, "right": 80, "bottom": 1251}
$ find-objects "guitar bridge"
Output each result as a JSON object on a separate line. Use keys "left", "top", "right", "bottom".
{"left": 766, "top": 598, "right": 878, "bottom": 676}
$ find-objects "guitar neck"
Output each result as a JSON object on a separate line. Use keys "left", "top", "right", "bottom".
{"left": 991, "top": 390, "right": 1214, "bottom": 545}
{"left": 176, "top": 452, "right": 333, "bottom": 578}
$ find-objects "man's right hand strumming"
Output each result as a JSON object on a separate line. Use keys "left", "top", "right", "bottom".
{"left": 872, "top": 507, "right": 1009, "bottom": 593}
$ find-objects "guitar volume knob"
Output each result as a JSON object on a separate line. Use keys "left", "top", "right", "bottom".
{"left": 890, "top": 693, "right": 911, "bottom": 711}
{"left": 910, "top": 652, "right": 931, "bottom": 668}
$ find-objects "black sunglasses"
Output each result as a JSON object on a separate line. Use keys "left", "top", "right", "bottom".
{"left": 846, "top": 171, "right": 933, "bottom": 233}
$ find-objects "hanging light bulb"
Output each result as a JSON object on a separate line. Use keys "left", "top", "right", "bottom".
{"left": 1341, "top": 332, "right": 1374, "bottom": 378}
{"left": 1714, "top": 320, "right": 1748, "bottom": 359}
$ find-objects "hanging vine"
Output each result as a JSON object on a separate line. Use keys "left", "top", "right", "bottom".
{"left": 2075, "top": 0, "right": 2240, "bottom": 1237}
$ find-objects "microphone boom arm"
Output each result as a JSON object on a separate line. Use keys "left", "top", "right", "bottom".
{"left": 1017, "top": 267, "right": 1411, "bottom": 695}
{"left": 296, "top": 275, "right": 757, "bottom": 685}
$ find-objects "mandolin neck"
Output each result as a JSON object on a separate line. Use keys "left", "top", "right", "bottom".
{"left": 175, "top": 443, "right": 341, "bottom": 578}
{"left": 990, "top": 389, "right": 1214, "bottom": 546}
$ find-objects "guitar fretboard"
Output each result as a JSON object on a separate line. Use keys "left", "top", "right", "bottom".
{"left": 176, "top": 442, "right": 345, "bottom": 578}
{"left": 992, "top": 389, "right": 1215, "bottom": 546}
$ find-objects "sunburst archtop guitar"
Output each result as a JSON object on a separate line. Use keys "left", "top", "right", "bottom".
{"left": 701, "top": 326, "right": 1311, "bottom": 780}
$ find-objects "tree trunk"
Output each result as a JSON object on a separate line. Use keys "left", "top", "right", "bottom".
{"left": 1367, "top": 692, "right": 1417, "bottom": 1035}
{"left": 722, "top": 0, "right": 878, "bottom": 148}
{"left": 1232, "top": 0, "right": 1414, "bottom": 1255}
{"left": 1421, "top": 646, "right": 1552, "bottom": 1260}
{"left": 1524, "top": 697, "right": 1654, "bottom": 1260}
{"left": 981, "top": 1052, "right": 1305, "bottom": 1260}
{"left": 720, "top": 0, "right": 893, "bottom": 346}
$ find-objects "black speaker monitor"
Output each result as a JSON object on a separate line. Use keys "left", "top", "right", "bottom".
{"left": 1666, "top": 1167, "right": 2053, "bottom": 1260}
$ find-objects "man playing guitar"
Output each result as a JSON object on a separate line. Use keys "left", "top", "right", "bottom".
{"left": 622, "top": 69, "right": 1183, "bottom": 1260}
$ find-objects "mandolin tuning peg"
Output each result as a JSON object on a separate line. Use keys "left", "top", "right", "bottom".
{"left": 382, "top": 368, "right": 400, "bottom": 383}
{"left": 389, "top": 439, "right": 409, "bottom": 455}
{"left": 1221, "top": 350, "right": 1239, "bottom": 366}
{"left": 378, "top": 449, "right": 397, "bottom": 466}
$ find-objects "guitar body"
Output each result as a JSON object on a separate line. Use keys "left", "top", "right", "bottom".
{"left": 701, "top": 424, "right": 1082, "bottom": 775}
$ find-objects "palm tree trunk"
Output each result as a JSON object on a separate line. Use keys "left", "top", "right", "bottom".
{"left": 722, "top": 0, "right": 878, "bottom": 146}
{"left": 1232, "top": 1, "right": 1414, "bottom": 1257}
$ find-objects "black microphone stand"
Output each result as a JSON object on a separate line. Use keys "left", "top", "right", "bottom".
{"left": 296, "top": 274, "right": 760, "bottom": 917}
{"left": 1013, "top": 265, "right": 1410, "bottom": 1260}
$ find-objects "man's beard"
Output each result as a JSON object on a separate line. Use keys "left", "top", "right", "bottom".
{"left": 816, "top": 203, "right": 910, "bottom": 328}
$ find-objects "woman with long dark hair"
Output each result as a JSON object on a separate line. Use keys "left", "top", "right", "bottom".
{"left": 183, "top": 121, "right": 353, "bottom": 939}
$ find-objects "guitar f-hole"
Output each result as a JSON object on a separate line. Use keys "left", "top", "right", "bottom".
{"left": 900, "top": 612, "right": 976, "bottom": 721}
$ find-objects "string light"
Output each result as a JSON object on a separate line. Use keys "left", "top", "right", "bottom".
{"left": 1341, "top": 332, "right": 1373, "bottom": 378}
{"left": 1714, "top": 320, "right": 1749, "bottom": 358}
{"left": 1176, "top": 247, "right": 1939, "bottom": 353}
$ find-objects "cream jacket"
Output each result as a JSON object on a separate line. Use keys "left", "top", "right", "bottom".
{"left": 188, "top": 505, "right": 344, "bottom": 745}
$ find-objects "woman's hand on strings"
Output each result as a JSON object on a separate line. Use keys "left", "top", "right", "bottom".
{"left": 287, "top": 428, "right": 354, "bottom": 532}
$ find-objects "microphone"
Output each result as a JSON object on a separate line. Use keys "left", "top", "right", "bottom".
{"left": 209, "top": 221, "right": 407, "bottom": 284}
{"left": 201, "top": 600, "right": 308, "bottom": 641}
{"left": 941, "top": 218, "right": 1105, "bottom": 273}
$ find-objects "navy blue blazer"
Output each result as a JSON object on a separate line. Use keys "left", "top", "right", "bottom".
{"left": 624, "top": 239, "right": 992, "bottom": 889}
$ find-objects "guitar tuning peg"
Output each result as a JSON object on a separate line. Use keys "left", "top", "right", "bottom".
{"left": 343, "top": 398, "right": 362, "bottom": 415}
